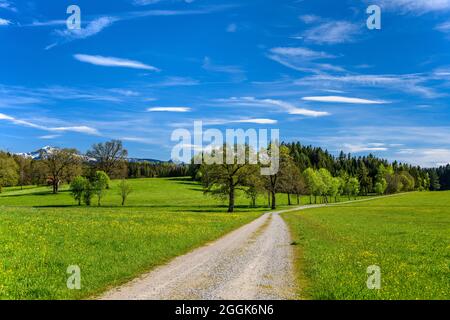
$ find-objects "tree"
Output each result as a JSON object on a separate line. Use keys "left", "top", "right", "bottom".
{"left": 279, "top": 158, "right": 302, "bottom": 206}
{"left": 0, "top": 153, "right": 19, "bottom": 193}
{"left": 329, "top": 177, "right": 342, "bottom": 203}
{"left": 345, "top": 177, "right": 360, "bottom": 200}
{"left": 318, "top": 168, "right": 333, "bottom": 203}
{"left": 87, "top": 140, "right": 128, "bottom": 178}
{"left": 201, "top": 145, "right": 258, "bottom": 213}
{"left": 244, "top": 173, "right": 265, "bottom": 208}
{"left": 14, "top": 155, "right": 31, "bottom": 190}
{"left": 83, "top": 182, "right": 94, "bottom": 206}
{"left": 119, "top": 179, "right": 133, "bottom": 206}
{"left": 429, "top": 170, "right": 441, "bottom": 191}
{"left": 303, "top": 168, "right": 320, "bottom": 204}
{"left": 41, "top": 148, "right": 82, "bottom": 194}
{"left": 263, "top": 145, "right": 294, "bottom": 209}
{"left": 70, "top": 176, "right": 87, "bottom": 206}
{"left": 93, "top": 171, "right": 110, "bottom": 206}
{"left": 374, "top": 182, "right": 385, "bottom": 195}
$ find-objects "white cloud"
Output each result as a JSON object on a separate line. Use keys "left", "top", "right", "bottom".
{"left": 74, "top": 54, "right": 160, "bottom": 71}
{"left": 0, "top": 112, "right": 99, "bottom": 135}
{"left": 342, "top": 143, "right": 388, "bottom": 153}
{"left": 302, "top": 21, "right": 361, "bottom": 44}
{"left": 153, "top": 76, "right": 200, "bottom": 87}
{"left": 0, "top": 1, "right": 16, "bottom": 12}
{"left": 396, "top": 148, "right": 450, "bottom": 167}
{"left": 296, "top": 73, "right": 439, "bottom": 98}
{"left": 55, "top": 17, "right": 116, "bottom": 40}
{"left": 232, "top": 118, "right": 277, "bottom": 124}
{"left": 374, "top": 0, "right": 450, "bottom": 14}
{"left": 302, "top": 96, "right": 388, "bottom": 104}
{"left": 217, "top": 97, "right": 330, "bottom": 117}
{"left": 39, "top": 135, "right": 61, "bottom": 140}
{"left": 0, "top": 17, "right": 10, "bottom": 25}
{"left": 147, "top": 107, "right": 191, "bottom": 112}
{"left": 268, "top": 47, "right": 343, "bottom": 73}
{"left": 436, "top": 21, "right": 450, "bottom": 33}
{"left": 299, "top": 14, "right": 322, "bottom": 24}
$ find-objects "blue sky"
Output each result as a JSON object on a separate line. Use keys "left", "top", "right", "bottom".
{"left": 1, "top": 0, "right": 450, "bottom": 167}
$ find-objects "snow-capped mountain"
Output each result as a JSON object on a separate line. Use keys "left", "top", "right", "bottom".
{"left": 15, "top": 146, "right": 60, "bottom": 160}
{"left": 15, "top": 146, "right": 166, "bottom": 163}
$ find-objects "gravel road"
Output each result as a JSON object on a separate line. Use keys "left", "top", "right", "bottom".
{"left": 99, "top": 208, "right": 305, "bottom": 300}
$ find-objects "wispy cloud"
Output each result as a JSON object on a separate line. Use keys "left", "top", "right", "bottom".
{"left": 300, "top": 20, "right": 361, "bottom": 45}
{"left": 268, "top": 47, "right": 343, "bottom": 73}
{"left": 342, "top": 143, "right": 388, "bottom": 153}
{"left": 147, "top": 107, "right": 191, "bottom": 112}
{"left": 202, "top": 57, "right": 246, "bottom": 81}
{"left": 302, "top": 96, "right": 388, "bottom": 104}
{"left": 0, "top": 113, "right": 99, "bottom": 135}
{"left": 295, "top": 73, "right": 440, "bottom": 98}
{"left": 436, "top": 21, "right": 450, "bottom": 33}
{"left": 152, "top": 76, "right": 200, "bottom": 87}
{"left": 0, "top": 0, "right": 16, "bottom": 12}
{"left": 55, "top": 17, "right": 116, "bottom": 40}
{"left": 216, "top": 97, "right": 330, "bottom": 117}
{"left": 74, "top": 54, "right": 160, "bottom": 71}
{"left": 0, "top": 17, "right": 10, "bottom": 25}
{"left": 373, "top": 0, "right": 450, "bottom": 14}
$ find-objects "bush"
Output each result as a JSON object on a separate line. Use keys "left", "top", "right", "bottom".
{"left": 70, "top": 176, "right": 87, "bottom": 206}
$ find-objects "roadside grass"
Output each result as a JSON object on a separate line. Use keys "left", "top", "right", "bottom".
{"left": 0, "top": 178, "right": 269, "bottom": 299}
{"left": 282, "top": 192, "right": 450, "bottom": 300}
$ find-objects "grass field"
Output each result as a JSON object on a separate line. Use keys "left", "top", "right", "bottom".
{"left": 0, "top": 177, "right": 276, "bottom": 300}
{"left": 282, "top": 192, "right": 450, "bottom": 300}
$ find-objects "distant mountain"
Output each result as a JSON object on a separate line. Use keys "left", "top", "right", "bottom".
{"left": 15, "top": 146, "right": 168, "bottom": 164}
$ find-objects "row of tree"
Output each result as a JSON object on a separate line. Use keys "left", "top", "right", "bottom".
{"left": 192, "top": 144, "right": 432, "bottom": 213}
{"left": 0, "top": 140, "right": 184, "bottom": 193}
{"left": 70, "top": 172, "right": 133, "bottom": 207}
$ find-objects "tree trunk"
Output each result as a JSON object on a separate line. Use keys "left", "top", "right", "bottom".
{"left": 288, "top": 193, "right": 291, "bottom": 206}
{"left": 228, "top": 182, "right": 235, "bottom": 213}
{"left": 314, "top": 195, "right": 317, "bottom": 204}
{"left": 268, "top": 191, "right": 271, "bottom": 208}
{"left": 297, "top": 194, "right": 300, "bottom": 205}
{"left": 271, "top": 191, "right": 276, "bottom": 210}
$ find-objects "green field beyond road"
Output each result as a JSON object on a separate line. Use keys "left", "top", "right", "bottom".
{"left": 283, "top": 192, "right": 450, "bottom": 300}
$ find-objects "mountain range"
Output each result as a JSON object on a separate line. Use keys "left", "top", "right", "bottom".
{"left": 15, "top": 146, "right": 167, "bottom": 164}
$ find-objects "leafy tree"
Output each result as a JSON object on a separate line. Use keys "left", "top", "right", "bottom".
{"left": 429, "top": 170, "right": 441, "bottom": 191}
{"left": 345, "top": 177, "right": 360, "bottom": 200}
{"left": 374, "top": 182, "right": 385, "bottom": 195}
{"left": 83, "top": 182, "right": 94, "bottom": 206}
{"left": 93, "top": 171, "right": 110, "bottom": 206}
{"left": 41, "top": 148, "right": 82, "bottom": 194}
{"left": 87, "top": 140, "right": 128, "bottom": 178}
{"left": 303, "top": 168, "right": 322, "bottom": 204}
{"left": 318, "top": 168, "right": 333, "bottom": 203}
{"left": 118, "top": 179, "right": 133, "bottom": 206}
{"left": 0, "top": 153, "right": 19, "bottom": 193}
{"left": 262, "top": 145, "right": 294, "bottom": 209}
{"left": 70, "top": 176, "right": 88, "bottom": 206}
{"left": 201, "top": 145, "right": 258, "bottom": 213}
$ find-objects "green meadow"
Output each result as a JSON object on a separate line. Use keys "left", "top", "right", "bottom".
{"left": 283, "top": 192, "right": 450, "bottom": 300}
{"left": 0, "top": 177, "right": 272, "bottom": 300}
